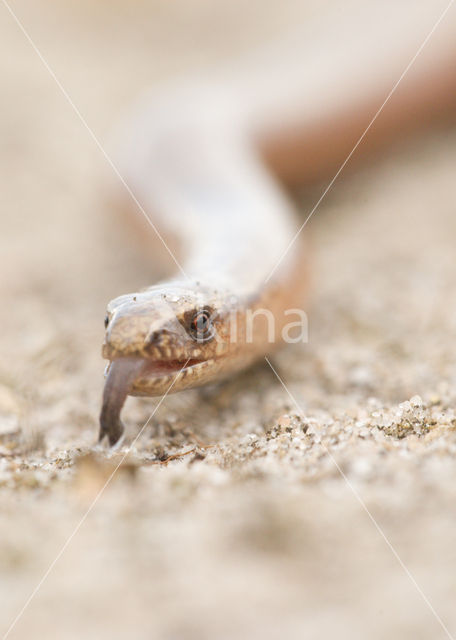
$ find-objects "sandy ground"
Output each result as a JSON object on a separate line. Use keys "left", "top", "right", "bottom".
{"left": 1, "top": 1, "right": 456, "bottom": 639}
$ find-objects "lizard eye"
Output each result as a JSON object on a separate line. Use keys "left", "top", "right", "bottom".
{"left": 189, "top": 309, "right": 214, "bottom": 342}
{"left": 104, "top": 314, "right": 110, "bottom": 329}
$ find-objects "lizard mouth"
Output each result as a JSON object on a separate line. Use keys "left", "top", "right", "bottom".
{"left": 103, "top": 357, "right": 205, "bottom": 380}
{"left": 139, "top": 357, "right": 204, "bottom": 377}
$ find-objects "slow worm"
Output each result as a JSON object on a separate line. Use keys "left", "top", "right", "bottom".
{"left": 99, "top": 4, "right": 456, "bottom": 445}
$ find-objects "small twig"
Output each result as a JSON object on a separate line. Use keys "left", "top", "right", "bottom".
{"left": 157, "top": 448, "right": 196, "bottom": 465}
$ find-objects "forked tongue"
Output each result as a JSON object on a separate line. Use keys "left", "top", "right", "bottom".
{"left": 99, "top": 357, "right": 144, "bottom": 446}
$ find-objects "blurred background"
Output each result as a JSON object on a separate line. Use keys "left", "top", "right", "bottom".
{"left": 1, "top": 1, "right": 456, "bottom": 638}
